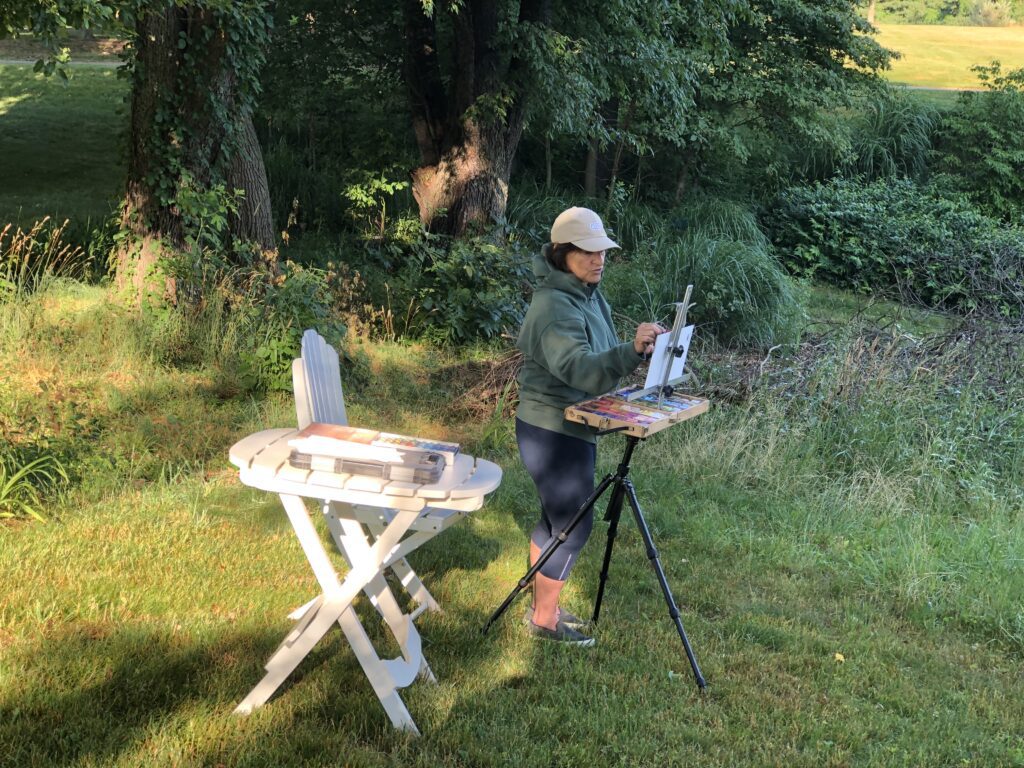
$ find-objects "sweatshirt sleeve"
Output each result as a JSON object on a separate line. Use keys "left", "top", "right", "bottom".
{"left": 537, "top": 314, "right": 641, "bottom": 395}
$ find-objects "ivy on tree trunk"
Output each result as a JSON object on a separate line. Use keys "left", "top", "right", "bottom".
{"left": 117, "top": 0, "right": 276, "bottom": 302}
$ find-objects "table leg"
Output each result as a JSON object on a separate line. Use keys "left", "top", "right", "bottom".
{"left": 331, "top": 515, "right": 436, "bottom": 684}
{"left": 235, "top": 493, "right": 430, "bottom": 732}
{"left": 325, "top": 502, "right": 442, "bottom": 616}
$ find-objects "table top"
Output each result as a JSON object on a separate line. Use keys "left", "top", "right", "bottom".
{"left": 231, "top": 428, "right": 503, "bottom": 512}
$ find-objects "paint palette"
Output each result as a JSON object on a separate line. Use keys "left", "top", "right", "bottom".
{"left": 564, "top": 388, "right": 709, "bottom": 439}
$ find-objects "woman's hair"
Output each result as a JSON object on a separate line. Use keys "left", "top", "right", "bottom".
{"left": 547, "top": 242, "right": 578, "bottom": 273}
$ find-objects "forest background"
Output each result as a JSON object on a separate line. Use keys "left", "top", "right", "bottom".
{"left": 1, "top": 1, "right": 1023, "bottom": 766}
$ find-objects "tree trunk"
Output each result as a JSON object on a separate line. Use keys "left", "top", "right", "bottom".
{"left": 227, "top": 110, "right": 276, "bottom": 252}
{"left": 410, "top": 117, "right": 520, "bottom": 236}
{"left": 116, "top": 2, "right": 275, "bottom": 302}
{"left": 584, "top": 137, "right": 598, "bottom": 197}
{"left": 605, "top": 102, "right": 635, "bottom": 208}
{"left": 403, "top": 0, "right": 550, "bottom": 237}
{"left": 867, "top": 0, "right": 877, "bottom": 25}
{"left": 582, "top": 99, "right": 618, "bottom": 199}
{"left": 544, "top": 134, "right": 552, "bottom": 190}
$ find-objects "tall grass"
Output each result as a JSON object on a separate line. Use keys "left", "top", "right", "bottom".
{"left": 651, "top": 319, "right": 1024, "bottom": 651}
{"left": 0, "top": 218, "right": 87, "bottom": 298}
{"left": 602, "top": 197, "right": 800, "bottom": 347}
{"left": 849, "top": 91, "right": 938, "bottom": 180}
{"left": 799, "top": 88, "right": 940, "bottom": 182}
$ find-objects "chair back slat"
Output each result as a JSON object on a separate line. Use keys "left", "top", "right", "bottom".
{"left": 293, "top": 329, "right": 348, "bottom": 428}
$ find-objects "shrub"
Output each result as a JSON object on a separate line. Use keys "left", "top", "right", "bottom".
{"left": 935, "top": 64, "right": 1024, "bottom": 222}
{"left": 391, "top": 234, "right": 533, "bottom": 345}
{"left": 766, "top": 177, "right": 1024, "bottom": 319}
{"left": 231, "top": 261, "right": 347, "bottom": 391}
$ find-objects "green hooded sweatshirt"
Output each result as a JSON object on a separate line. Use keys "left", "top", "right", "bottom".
{"left": 515, "top": 245, "right": 642, "bottom": 443}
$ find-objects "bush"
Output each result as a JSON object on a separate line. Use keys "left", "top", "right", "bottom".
{"left": 390, "top": 234, "right": 533, "bottom": 344}
{"left": 766, "top": 177, "right": 1024, "bottom": 319}
{"left": 935, "top": 63, "right": 1024, "bottom": 222}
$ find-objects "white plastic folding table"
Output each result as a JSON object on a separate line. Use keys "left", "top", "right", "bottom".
{"left": 229, "top": 385, "right": 501, "bottom": 734}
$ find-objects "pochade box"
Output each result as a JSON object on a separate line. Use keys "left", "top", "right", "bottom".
{"left": 288, "top": 449, "right": 447, "bottom": 485}
{"left": 564, "top": 387, "right": 710, "bottom": 439}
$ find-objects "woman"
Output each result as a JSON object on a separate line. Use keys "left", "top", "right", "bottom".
{"left": 515, "top": 206, "right": 664, "bottom": 646}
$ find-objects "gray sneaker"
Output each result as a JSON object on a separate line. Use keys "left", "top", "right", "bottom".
{"left": 527, "top": 618, "right": 596, "bottom": 647}
{"left": 522, "top": 606, "right": 589, "bottom": 630}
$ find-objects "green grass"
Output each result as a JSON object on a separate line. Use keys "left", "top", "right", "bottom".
{"left": 0, "top": 64, "right": 126, "bottom": 233}
{"left": 1, "top": 281, "right": 1022, "bottom": 766}
{"left": 875, "top": 24, "right": 1024, "bottom": 90}
{"left": 1, "top": 39, "right": 1023, "bottom": 767}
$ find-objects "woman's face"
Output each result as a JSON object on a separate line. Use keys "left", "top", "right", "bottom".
{"left": 565, "top": 248, "right": 606, "bottom": 284}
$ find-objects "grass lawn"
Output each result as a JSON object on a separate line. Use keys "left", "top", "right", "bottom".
{"left": 1, "top": 281, "right": 1022, "bottom": 767}
{"left": 875, "top": 24, "right": 1024, "bottom": 90}
{"left": 0, "top": 64, "right": 126, "bottom": 234}
{"left": 2, "top": 38, "right": 1023, "bottom": 768}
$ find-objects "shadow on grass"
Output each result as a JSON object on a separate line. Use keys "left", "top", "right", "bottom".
{"left": 0, "top": 607, "right": 504, "bottom": 766}
{"left": 0, "top": 623, "right": 292, "bottom": 766}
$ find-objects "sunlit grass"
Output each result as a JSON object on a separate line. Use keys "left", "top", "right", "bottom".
{"left": 1, "top": 281, "right": 1022, "bottom": 765}
{"left": 0, "top": 64, "right": 126, "bottom": 231}
{"left": 875, "top": 24, "right": 1024, "bottom": 89}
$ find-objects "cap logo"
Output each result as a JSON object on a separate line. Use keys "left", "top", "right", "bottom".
{"left": 589, "top": 222, "right": 602, "bottom": 231}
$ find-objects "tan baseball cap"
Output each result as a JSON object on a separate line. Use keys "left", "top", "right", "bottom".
{"left": 550, "top": 207, "right": 620, "bottom": 251}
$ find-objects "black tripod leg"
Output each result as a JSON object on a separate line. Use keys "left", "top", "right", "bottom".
{"left": 482, "top": 472, "right": 616, "bottom": 634}
{"left": 623, "top": 480, "right": 707, "bottom": 690}
{"left": 591, "top": 478, "right": 626, "bottom": 624}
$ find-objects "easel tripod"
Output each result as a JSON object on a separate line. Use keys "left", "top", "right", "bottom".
{"left": 482, "top": 430, "right": 707, "bottom": 690}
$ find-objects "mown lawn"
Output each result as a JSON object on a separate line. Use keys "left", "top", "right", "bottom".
{"left": 0, "top": 64, "right": 126, "bottom": 233}
{"left": 875, "top": 24, "right": 1024, "bottom": 90}
{"left": 1, "top": 282, "right": 1022, "bottom": 767}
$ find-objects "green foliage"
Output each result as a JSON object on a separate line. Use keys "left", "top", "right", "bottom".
{"left": 391, "top": 234, "right": 533, "bottom": 345}
{"left": 0, "top": 451, "right": 68, "bottom": 522}
{"left": 227, "top": 261, "right": 346, "bottom": 391}
{"left": 341, "top": 171, "right": 410, "bottom": 238}
{"left": 767, "top": 177, "right": 1024, "bottom": 319}
{"left": 258, "top": 0, "right": 413, "bottom": 233}
{"left": 935, "top": 63, "right": 1024, "bottom": 222}
{"left": 601, "top": 196, "right": 800, "bottom": 347}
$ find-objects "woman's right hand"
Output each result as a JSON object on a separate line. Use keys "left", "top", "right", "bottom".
{"left": 634, "top": 322, "right": 666, "bottom": 355}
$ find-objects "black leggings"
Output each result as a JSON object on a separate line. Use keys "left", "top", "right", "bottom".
{"left": 516, "top": 418, "right": 597, "bottom": 581}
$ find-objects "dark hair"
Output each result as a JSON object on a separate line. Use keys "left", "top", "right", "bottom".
{"left": 547, "top": 242, "right": 577, "bottom": 273}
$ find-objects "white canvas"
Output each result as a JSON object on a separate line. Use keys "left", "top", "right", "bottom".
{"left": 643, "top": 324, "right": 694, "bottom": 390}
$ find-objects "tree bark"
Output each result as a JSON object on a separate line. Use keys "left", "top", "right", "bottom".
{"left": 403, "top": 0, "right": 550, "bottom": 237}
{"left": 116, "top": 2, "right": 275, "bottom": 301}
{"left": 227, "top": 110, "right": 276, "bottom": 252}
{"left": 584, "top": 137, "right": 599, "bottom": 198}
